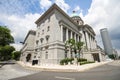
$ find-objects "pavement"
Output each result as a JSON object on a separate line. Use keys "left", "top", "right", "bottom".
{"left": 17, "top": 60, "right": 113, "bottom": 72}
{"left": 0, "top": 62, "right": 40, "bottom": 80}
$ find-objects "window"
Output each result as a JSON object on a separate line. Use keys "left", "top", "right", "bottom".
{"left": 34, "top": 56, "right": 36, "bottom": 58}
{"left": 46, "top": 35, "right": 50, "bottom": 42}
{"left": 42, "top": 30, "right": 44, "bottom": 34}
{"left": 40, "top": 38, "right": 44, "bottom": 43}
{"left": 77, "top": 21, "right": 79, "bottom": 24}
{"left": 47, "top": 26, "right": 50, "bottom": 31}
{"left": 36, "top": 40, "right": 39, "bottom": 45}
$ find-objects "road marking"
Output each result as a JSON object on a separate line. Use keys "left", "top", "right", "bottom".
{"left": 55, "top": 76, "right": 75, "bottom": 80}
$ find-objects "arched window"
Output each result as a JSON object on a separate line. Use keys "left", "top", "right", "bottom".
{"left": 45, "top": 35, "right": 50, "bottom": 42}
{"left": 45, "top": 52, "right": 48, "bottom": 59}
{"left": 26, "top": 54, "right": 31, "bottom": 62}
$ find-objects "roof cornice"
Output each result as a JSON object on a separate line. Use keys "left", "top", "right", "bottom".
{"left": 35, "top": 3, "right": 79, "bottom": 28}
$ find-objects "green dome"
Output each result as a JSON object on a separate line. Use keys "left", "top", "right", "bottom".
{"left": 71, "top": 11, "right": 79, "bottom": 17}
{"left": 71, "top": 13, "right": 79, "bottom": 17}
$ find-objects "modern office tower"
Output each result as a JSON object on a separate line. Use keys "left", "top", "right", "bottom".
{"left": 100, "top": 28, "right": 113, "bottom": 55}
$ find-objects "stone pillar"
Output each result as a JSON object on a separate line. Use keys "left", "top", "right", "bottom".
{"left": 89, "top": 35, "right": 92, "bottom": 50}
{"left": 66, "top": 28, "right": 68, "bottom": 41}
{"left": 91, "top": 36, "right": 93, "bottom": 49}
{"left": 98, "top": 51, "right": 102, "bottom": 62}
{"left": 61, "top": 25, "right": 63, "bottom": 42}
{"left": 94, "top": 39, "right": 97, "bottom": 49}
{"left": 85, "top": 32, "right": 90, "bottom": 50}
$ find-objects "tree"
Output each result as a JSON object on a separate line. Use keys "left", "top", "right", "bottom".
{"left": 65, "top": 39, "right": 76, "bottom": 58}
{"left": 108, "top": 54, "right": 116, "bottom": 60}
{"left": 0, "top": 26, "right": 15, "bottom": 61}
{"left": 65, "top": 39, "right": 84, "bottom": 65}
{"left": 65, "top": 39, "right": 84, "bottom": 58}
{"left": 12, "top": 51, "right": 21, "bottom": 60}
{"left": 76, "top": 41, "right": 84, "bottom": 58}
{"left": 0, "top": 26, "right": 14, "bottom": 46}
{"left": 0, "top": 45, "right": 15, "bottom": 61}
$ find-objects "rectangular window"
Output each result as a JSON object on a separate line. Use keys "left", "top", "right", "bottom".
{"left": 40, "top": 38, "right": 44, "bottom": 43}
{"left": 42, "top": 30, "right": 44, "bottom": 34}
{"left": 47, "top": 26, "right": 50, "bottom": 32}
{"left": 36, "top": 40, "right": 39, "bottom": 45}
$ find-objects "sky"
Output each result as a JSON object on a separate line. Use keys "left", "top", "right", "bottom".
{"left": 0, "top": 0, "right": 120, "bottom": 55}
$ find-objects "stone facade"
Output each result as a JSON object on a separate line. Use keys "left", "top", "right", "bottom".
{"left": 20, "top": 4, "right": 105, "bottom": 65}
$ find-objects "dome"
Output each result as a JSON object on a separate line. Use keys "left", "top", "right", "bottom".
{"left": 71, "top": 11, "right": 84, "bottom": 25}
{"left": 71, "top": 11, "right": 79, "bottom": 17}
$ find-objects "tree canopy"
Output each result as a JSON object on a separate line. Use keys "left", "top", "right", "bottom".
{"left": 0, "top": 26, "right": 14, "bottom": 46}
{"left": 0, "top": 26, "right": 15, "bottom": 61}
{"left": 0, "top": 45, "right": 15, "bottom": 60}
{"left": 12, "top": 51, "right": 21, "bottom": 61}
{"left": 65, "top": 39, "right": 84, "bottom": 58}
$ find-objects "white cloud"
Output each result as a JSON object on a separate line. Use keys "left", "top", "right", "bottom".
{"left": 0, "top": 13, "right": 41, "bottom": 50}
{"left": 74, "top": 6, "right": 80, "bottom": 12}
{"left": 40, "top": 0, "right": 52, "bottom": 10}
{"left": 55, "top": 0, "right": 70, "bottom": 12}
{"left": 83, "top": 0, "right": 120, "bottom": 54}
{"left": 10, "top": 43, "right": 23, "bottom": 51}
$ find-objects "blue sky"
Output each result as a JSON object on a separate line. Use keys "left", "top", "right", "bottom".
{"left": 0, "top": 0, "right": 91, "bottom": 16}
{"left": 0, "top": 0, "right": 120, "bottom": 54}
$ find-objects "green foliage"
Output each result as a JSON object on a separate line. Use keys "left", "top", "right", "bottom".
{"left": 76, "top": 42, "right": 84, "bottom": 50}
{"left": 65, "top": 39, "right": 84, "bottom": 58}
{"left": 0, "top": 45, "right": 15, "bottom": 61}
{"left": 0, "top": 26, "right": 15, "bottom": 61}
{"left": 12, "top": 51, "right": 21, "bottom": 60}
{"left": 60, "top": 58, "right": 74, "bottom": 65}
{"left": 0, "top": 26, "right": 14, "bottom": 46}
{"left": 65, "top": 39, "right": 75, "bottom": 47}
{"left": 108, "top": 54, "right": 116, "bottom": 60}
{"left": 77, "top": 58, "right": 87, "bottom": 62}
{"left": 80, "top": 61, "right": 95, "bottom": 65}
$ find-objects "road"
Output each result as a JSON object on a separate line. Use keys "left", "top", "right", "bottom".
{"left": 1, "top": 60, "right": 120, "bottom": 80}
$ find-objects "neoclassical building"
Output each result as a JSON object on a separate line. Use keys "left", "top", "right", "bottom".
{"left": 20, "top": 4, "right": 105, "bottom": 65}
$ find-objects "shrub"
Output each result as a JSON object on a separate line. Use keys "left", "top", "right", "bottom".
{"left": 77, "top": 58, "right": 87, "bottom": 62}
{"left": 60, "top": 58, "right": 74, "bottom": 65}
{"left": 80, "top": 61, "right": 95, "bottom": 65}
{"left": 108, "top": 54, "right": 116, "bottom": 60}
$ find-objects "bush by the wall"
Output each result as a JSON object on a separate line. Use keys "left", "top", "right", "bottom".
{"left": 60, "top": 58, "right": 74, "bottom": 65}
{"left": 77, "top": 58, "right": 87, "bottom": 62}
{"left": 80, "top": 61, "right": 95, "bottom": 65}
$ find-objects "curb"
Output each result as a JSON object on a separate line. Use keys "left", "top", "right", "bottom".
{"left": 17, "top": 61, "right": 113, "bottom": 72}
